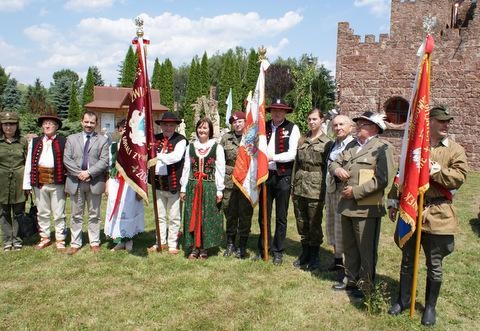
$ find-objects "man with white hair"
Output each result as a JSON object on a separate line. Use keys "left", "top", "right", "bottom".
{"left": 329, "top": 111, "right": 395, "bottom": 299}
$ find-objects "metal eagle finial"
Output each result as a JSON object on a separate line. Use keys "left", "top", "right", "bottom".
{"left": 423, "top": 15, "right": 437, "bottom": 34}
{"left": 135, "top": 16, "right": 144, "bottom": 38}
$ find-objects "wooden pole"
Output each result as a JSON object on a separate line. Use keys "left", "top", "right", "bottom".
{"left": 262, "top": 183, "right": 269, "bottom": 261}
{"left": 149, "top": 167, "right": 161, "bottom": 252}
{"left": 409, "top": 191, "right": 425, "bottom": 318}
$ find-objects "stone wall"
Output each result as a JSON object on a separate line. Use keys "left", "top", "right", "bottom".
{"left": 336, "top": 0, "right": 480, "bottom": 169}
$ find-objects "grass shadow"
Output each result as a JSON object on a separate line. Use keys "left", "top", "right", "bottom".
{"left": 469, "top": 217, "right": 480, "bottom": 237}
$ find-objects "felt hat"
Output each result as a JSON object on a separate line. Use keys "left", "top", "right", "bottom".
{"left": 266, "top": 99, "right": 293, "bottom": 113}
{"left": 155, "top": 112, "right": 181, "bottom": 125}
{"left": 229, "top": 111, "right": 246, "bottom": 124}
{"left": 37, "top": 114, "right": 63, "bottom": 129}
{"left": 353, "top": 111, "right": 387, "bottom": 134}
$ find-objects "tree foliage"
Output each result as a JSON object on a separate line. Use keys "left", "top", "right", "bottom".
{"left": 0, "top": 78, "right": 23, "bottom": 112}
{"left": 90, "top": 66, "right": 104, "bottom": 86}
{"left": 218, "top": 50, "right": 242, "bottom": 124}
{"left": 311, "top": 65, "right": 336, "bottom": 112}
{"left": 200, "top": 52, "right": 211, "bottom": 97}
{"left": 151, "top": 57, "right": 161, "bottom": 90}
{"left": 0, "top": 65, "right": 9, "bottom": 99}
{"left": 68, "top": 81, "right": 81, "bottom": 121}
{"left": 265, "top": 62, "right": 294, "bottom": 105}
{"left": 159, "top": 58, "right": 175, "bottom": 112}
{"left": 82, "top": 67, "right": 95, "bottom": 111}
{"left": 23, "top": 78, "right": 53, "bottom": 115}
{"left": 242, "top": 49, "right": 259, "bottom": 104}
{"left": 119, "top": 46, "right": 138, "bottom": 87}
{"left": 184, "top": 58, "right": 202, "bottom": 135}
{"left": 49, "top": 69, "right": 81, "bottom": 118}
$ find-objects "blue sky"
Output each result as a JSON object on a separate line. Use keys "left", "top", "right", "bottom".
{"left": 0, "top": 0, "right": 391, "bottom": 86}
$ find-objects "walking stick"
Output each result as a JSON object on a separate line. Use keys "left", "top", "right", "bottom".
{"left": 262, "top": 182, "right": 269, "bottom": 261}
{"left": 149, "top": 166, "right": 161, "bottom": 252}
{"left": 410, "top": 191, "right": 425, "bottom": 318}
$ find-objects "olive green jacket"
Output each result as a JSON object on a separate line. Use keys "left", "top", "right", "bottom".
{"left": 220, "top": 131, "right": 241, "bottom": 190}
{"left": 292, "top": 133, "right": 332, "bottom": 201}
{"left": 0, "top": 136, "right": 27, "bottom": 204}
{"left": 329, "top": 136, "right": 395, "bottom": 218}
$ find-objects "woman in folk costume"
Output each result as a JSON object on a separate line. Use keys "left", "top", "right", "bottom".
{"left": 104, "top": 119, "right": 144, "bottom": 251}
{"left": 180, "top": 118, "right": 225, "bottom": 259}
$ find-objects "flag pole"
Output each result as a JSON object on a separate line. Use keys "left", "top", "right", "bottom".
{"left": 262, "top": 183, "right": 268, "bottom": 261}
{"left": 410, "top": 191, "right": 425, "bottom": 317}
{"left": 134, "top": 17, "right": 161, "bottom": 252}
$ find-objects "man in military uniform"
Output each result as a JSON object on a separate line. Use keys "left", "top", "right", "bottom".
{"left": 148, "top": 112, "right": 187, "bottom": 254}
{"left": 387, "top": 106, "right": 468, "bottom": 326}
{"left": 220, "top": 111, "right": 253, "bottom": 259}
{"left": 23, "top": 113, "right": 67, "bottom": 251}
{"left": 292, "top": 108, "right": 331, "bottom": 271}
{"left": 256, "top": 100, "right": 300, "bottom": 265}
{"left": 329, "top": 111, "right": 395, "bottom": 298}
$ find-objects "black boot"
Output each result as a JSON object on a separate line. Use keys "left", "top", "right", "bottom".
{"left": 388, "top": 273, "right": 412, "bottom": 315}
{"left": 327, "top": 257, "right": 344, "bottom": 271}
{"left": 235, "top": 236, "right": 248, "bottom": 259}
{"left": 292, "top": 243, "right": 310, "bottom": 268}
{"left": 306, "top": 246, "right": 320, "bottom": 271}
{"left": 223, "top": 235, "right": 236, "bottom": 257}
{"left": 421, "top": 279, "right": 441, "bottom": 326}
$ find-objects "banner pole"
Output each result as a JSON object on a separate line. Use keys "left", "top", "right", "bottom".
{"left": 410, "top": 191, "right": 425, "bottom": 318}
{"left": 262, "top": 182, "right": 269, "bottom": 261}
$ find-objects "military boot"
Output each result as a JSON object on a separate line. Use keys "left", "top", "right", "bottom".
{"left": 327, "top": 257, "right": 344, "bottom": 271}
{"left": 292, "top": 243, "right": 310, "bottom": 268}
{"left": 388, "top": 273, "right": 412, "bottom": 315}
{"left": 306, "top": 246, "right": 320, "bottom": 271}
{"left": 421, "top": 279, "right": 442, "bottom": 326}
{"left": 235, "top": 236, "right": 248, "bottom": 259}
{"left": 223, "top": 235, "right": 236, "bottom": 257}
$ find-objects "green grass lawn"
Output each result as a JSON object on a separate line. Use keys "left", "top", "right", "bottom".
{"left": 1, "top": 173, "right": 479, "bottom": 330}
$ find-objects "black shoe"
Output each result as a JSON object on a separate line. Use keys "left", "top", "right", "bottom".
{"left": 273, "top": 253, "right": 283, "bottom": 266}
{"left": 234, "top": 247, "right": 247, "bottom": 259}
{"left": 223, "top": 243, "right": 236, "bottom": 257}
{"left": 327, "top": 258, "right": 344, "bottom": 271}
{"left": 348, "top": 288, "right": 365, "bottom": 300}
{"left": 252, "top": 252, "right": 264, "bottom": 261}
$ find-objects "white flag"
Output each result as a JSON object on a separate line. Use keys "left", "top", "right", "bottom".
{"left": 225, "top": 87, "right": 232, "bottom": 127}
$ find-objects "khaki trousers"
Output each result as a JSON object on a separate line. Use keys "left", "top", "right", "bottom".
{"left": 34, "top": 184, "right": 66, "bottom": 241}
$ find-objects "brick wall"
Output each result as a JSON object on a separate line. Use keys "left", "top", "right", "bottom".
{"left": 336, "top": 0, "right": 480, "bottom": 170}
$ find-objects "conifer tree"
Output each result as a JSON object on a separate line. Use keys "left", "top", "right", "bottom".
{"left": 91, "top": 66, "right": 104, "bottom": 86}
{"left": 0, "top": 78, "right": 22, "bottom": 112}
{"left": 218, "top": 51, "right": 242, "bottom": 125}
{"left": 68, "top": 81, "right": 81, "bottom": 121}
{"left": 200, "top": 52, "right": 211, "bottom": 97}
{"left": 243, "top": 49, "right": 259, "bottom": 105}
{"left": 159, "top": 58, "right": 175, "bottom": 112}
{"left": 184, "top": 58, "right": 201, "bottom": 136}
{"left": 0, "top": 65, "right": 9, "bottom": 98}
{"left": 82, "top": 67, "right": 95, "bottom": 111}
{"left": 24, "top": 78, "right": 51, "bottom": 114}
{"left": 151, "top": 57, "right": 161, "bottom": 89}
{"left": 119, "top": 46, "right": 138, "bottom": 87}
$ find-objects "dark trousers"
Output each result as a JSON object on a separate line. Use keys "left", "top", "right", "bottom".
{"left": 257, "top": 173, "right": 291, "bottom": 254}
{"left": 341, "top": 216, "right": 381, "bottom": 289}
{"left": 400, "top": 232, "right": 454, "bottom": 281}
{"left": 0, "top": 203, "right": 25, "bottom": 247}
{"left": 223, "top": 187, "right": 253, "bottom": 238}
{"left": 292, "top": 195, "right": 324, "bottom": 246}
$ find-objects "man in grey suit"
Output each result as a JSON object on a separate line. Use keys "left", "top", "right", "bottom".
{"left": 329, "top": 111, "right": 395, "bottom": 299}
{"left": 64, "top": 111, "right": 109, "bottom": 255}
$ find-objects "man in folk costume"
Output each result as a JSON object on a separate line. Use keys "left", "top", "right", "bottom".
{"left": 148, "top": 112, "right": 187, "bottom": 254}
{"left": 255, "top": 100, "right": 300, "bottom": 265}
{"left": 23, "top": 113, "right": 67, "bottom": 251}
{"left": 387, "top": 106, "right": 468, "bottom": 326}
{"left": 329, "top": 111, "right": 395, "bottom": 299}
{"left": 220, "top": 111, "right": 254, "bottom": 259}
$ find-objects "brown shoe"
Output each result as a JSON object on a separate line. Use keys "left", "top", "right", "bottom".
{"left": 56, "top": 240, "right": 66, "bottom": 252}
{"left": 161, "top": 244, "right": 169, "bottom": 251}
{"left": 168, "top": 248, "right": 180, "bottom": 255}
{"left": 90, "top": 245, "right": 101, "bottom": 253}
{"left": 35, "top": 238, "right": 52, "bottom": 250}
{"left": 66, "top": 247, "right": 80, "bottom": 255}
{"left": 147, "top": 244, "right": 160, "bottom": 253}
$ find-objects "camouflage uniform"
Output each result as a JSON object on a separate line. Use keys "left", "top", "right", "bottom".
{"left": 220, "top": 131, "right": 253, "bottom": 258}
{"left": 292, "top": 132, "right": 331, "bottom": 269}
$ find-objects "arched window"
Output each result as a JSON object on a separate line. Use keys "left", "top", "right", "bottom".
{"left": 384, "top": 96, "right": 408, "bottom": 124}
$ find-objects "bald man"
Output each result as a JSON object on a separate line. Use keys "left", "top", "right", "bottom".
{"left": 325, "top": 115, "right": 354, "bottom": 277}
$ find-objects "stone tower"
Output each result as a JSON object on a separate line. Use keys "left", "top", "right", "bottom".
{"left": 336, "top": 0, "right": 479, "bottom": 169}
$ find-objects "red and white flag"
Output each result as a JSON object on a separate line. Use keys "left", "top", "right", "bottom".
{"left": 232, "top": 59, "right": 269, "bottom": 205}
{"left": 115, "top": 35, "right": 157, "bottom": 203}
{"left": 395, "top": 34, "right": 433, "bottom": 247}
